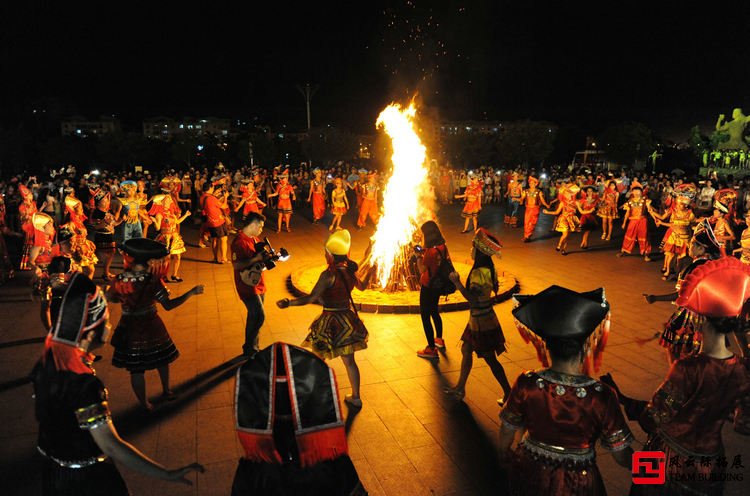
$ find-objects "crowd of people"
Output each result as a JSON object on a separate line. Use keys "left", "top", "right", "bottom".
{"left": 2, "top": 159, "right": 750, "bottom": 495}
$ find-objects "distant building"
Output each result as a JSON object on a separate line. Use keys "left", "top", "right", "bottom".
{"left": 61, "top": 116, "right": 120, "bottom": 137}
{"left": 143, "top": 116, "right": 232, "bottom": 140}
{"left": 439, "top": 121, "right": 503, "bottom": 136}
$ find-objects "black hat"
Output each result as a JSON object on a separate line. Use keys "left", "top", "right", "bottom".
{"left": 51, "top": 272, "right": 109, "bottom": 346}
{"left": 48, "top": 256, "right": 72, "bottom": 275}
{"left": 512, "top": 285, "right": 610, "bottom": 373}
{"left": 691, "top": 219, "right": 721, "bottom": 259}
{"left": 57, "top": 227, "right": 74, "bottom": 244}
{"left": 119, "top": 238, "right": 169, "bottom": 264}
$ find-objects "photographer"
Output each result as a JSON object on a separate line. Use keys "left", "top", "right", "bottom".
{"left": 231, "top": 212, "right": 268, "bottom": 357}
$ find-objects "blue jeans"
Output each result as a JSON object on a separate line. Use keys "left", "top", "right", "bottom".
{"left": 242, "top": 294, "right": 265, "bottom": 355}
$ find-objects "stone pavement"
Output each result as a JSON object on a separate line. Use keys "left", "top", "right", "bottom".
{"left": 0, "top": 203, "right": 747, "bottom": 495}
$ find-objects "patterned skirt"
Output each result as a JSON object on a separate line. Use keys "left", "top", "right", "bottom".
{"left": 73, "top": 238, "right": 98, "bottom": 267}
{"left": 461, "top": 305, "right": 506, "bottom": 356}
{"left": 555, "top": 212, "right": 580, "bottom": 233}
{"left": 661, "top": 228, "right": 690, "bottom": 256}
{"left": 156, "top": 232, "right": 186, "bottom": 255}
{"left": 112, "top": 311, "right": 179, "bottom": 372}
{"left": 462, "top": 199, "right": 481, "bottom": 218}
{"left": 331, "top": 202, "right": 348, "bottom": 215}
{"left": 597, "top": 203, "right": 619, "bottom": 220}
{"left": 302, "top": 309, "right": 368, "bottom": 360}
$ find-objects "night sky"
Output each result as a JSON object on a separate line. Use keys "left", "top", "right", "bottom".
{"left": 2, "top": 1, "right": 749, "bottom": 138}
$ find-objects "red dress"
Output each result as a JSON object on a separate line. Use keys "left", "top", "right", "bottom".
{"left": 500, "top": 369, "right": 633, "bottom": 495}
{"left": 633, "top": 354, "right": 750, "bottom": 496}
{"left": 462, "top": 183, "right": 483, "bottom": 218}
{"left": 107, "top": 271, "right": 179, "bottom": 372}
{"left": 276, "top": 184, "right": 294, "bottom": 214}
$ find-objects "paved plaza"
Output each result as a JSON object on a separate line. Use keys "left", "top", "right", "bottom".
{"left": 1, "top": 203, "right": 747, "bottom": 495}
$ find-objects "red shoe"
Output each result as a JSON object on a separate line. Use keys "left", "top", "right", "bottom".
{"left": 434, "top": 338, "right": 446, "bottom": 349}
{"left": 417, "top": 346, "right": 439, "bottom": 359}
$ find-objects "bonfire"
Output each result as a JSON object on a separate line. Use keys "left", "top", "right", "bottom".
{"left": 359, "top": 103, "right": 435, "bottom": 292}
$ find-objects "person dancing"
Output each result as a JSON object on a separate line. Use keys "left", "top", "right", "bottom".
{"left": 356, "top": 172, "right": 380, "bottom": 230}
{"left": 617, "top": 181, "right": 652, "bottom": 261}
{"left": 577, "top": 186, "right": 599, "bottom": 249}
{"left": 597, "top": 179, "right": 619, "bottom": 241}
{"left": 456, "top": 173, "right": 482, "bottom": 233}
{"left": 504, "top": 173, "right": 523, "bottom": 228}
{"left": 520, "top": 176, "right": 549, "bottom": 242}
{"left": 444, "top": 228, "right": 511, "bottom": 405}
{"left": 650, "top": 183, "right": 697, "bottom": 279}
{"left": 307, "top": 168, "right": 326, "bottom": 224}
{"left": 543, "top": 184, "right": 580, "bottom": 255}
{"left": 150, "top": 193, "right": 190, "bottom": 283}
{"left": 277, "top": 230, "right": 371, "bottom": 408}
{"left": 267, "top": 170, "right": 296, "bottom": 233}
{"left": 329, "top": 177, "right": 349, "bottom": 232}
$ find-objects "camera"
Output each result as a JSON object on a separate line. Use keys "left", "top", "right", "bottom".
{"left": 257, "top": 237, "right": 290, "bottom": 270}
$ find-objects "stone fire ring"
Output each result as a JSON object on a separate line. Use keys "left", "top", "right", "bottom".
{"left": 287, "top": 262, "right": 519, "bottom": 314}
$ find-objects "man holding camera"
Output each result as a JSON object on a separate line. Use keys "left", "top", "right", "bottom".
{"left": 232, "top": 212, "right": 268, "bottom": 357}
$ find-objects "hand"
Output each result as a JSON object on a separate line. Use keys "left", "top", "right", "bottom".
{"left": 642, "top": 293, "right": 655, "bottom": 304}
{"left": 184, "top": 211, "right": 191, "bottom": 217}
{"left": 447, "top": 271, "right": 460, "bottom": 283}
{"left": 191, "top": 285, "right": 205, "bottom": 296}
{"left": 276, "top": 298, "right": 290, "bottom": 309}
{"left": 621, "top": 223, "right": 626, "bottom": 229}
{"left": 166, "top": 462, "right": 204, "bottom": 486}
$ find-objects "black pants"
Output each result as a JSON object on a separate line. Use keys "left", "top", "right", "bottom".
{"left": 419, "top": 286, "right": 442, "bottom": 348}
{"left": 242, "top": 294, "right": 265, "bottom": 355}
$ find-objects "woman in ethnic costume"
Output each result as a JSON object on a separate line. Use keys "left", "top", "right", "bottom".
{"left": 649, "top": 184, "right": 697, "bottom": 280}
{"left": 456, "top": 173, "right": 482, "bottom": 233}
{"left": 577, "top": 185, "right": 599, "bottom": 249}
{"left": 618, "top": 181, "right": 653, "bottom": 262}
{"left": 119, "top": 180, "right": 144, "bottom": 242}
{"left": 88, "top": 189, "right": 120, "bottom": 281}
{"left": 604, "top": 257, "right": 750, "bottom": 496}
{"left": 443, "top": 228, "right": 511, "bottom": 404}
{"left": 267, "top": 170, "right": 296, "bottom": 233}
{"left": 149, "top": 193, "right": 190, "bottom": 283}
{"left": 277, "top": 229, "right": 371, "bottom": 408}
{"left": 33, "top": 271, "right": 203, "bottom": 495}
{"left": 644, "top": 221, "right": 722, "bottom": 364}
{"left": 499, "top": 285, "right": 634, "bottom": 495}
{"left": 29, "top": 212, "right": 56, "bottom": 272}
{"left": 597, "top": 179, "right": 619, "bottom": 241}
{"left": 18, "top": 184, "right": 38, "bottom": 270}
{"left": 106, "top": 238, "right": 204, "bottom": 411}
{"left": 543, "top": 183, "right": 581, "bottom": 255}
{"left": 732, "top": 210, "right": 750, "bottom": 264}
{"left": 708, "top": 189, "right": 736, "bottom": 257}
{"left": 63, "top": 194, "right": 98, "bottom": 279}
{"left": 329, "top": 177, "right": 349, "bottom": 232}
{"left": 232, "top": 342, "right": 366, "bottom": 496}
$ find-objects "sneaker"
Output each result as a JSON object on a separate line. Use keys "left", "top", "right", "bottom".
{"left": 417, "top": 346, "right": 439, "bottom": 359}
{"left": 434, "top": 338, "right": 446, "bottom": 349}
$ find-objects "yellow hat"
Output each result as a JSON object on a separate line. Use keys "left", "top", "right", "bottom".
{"left": 325, "top": 229, "right": 351, "bottom": 256}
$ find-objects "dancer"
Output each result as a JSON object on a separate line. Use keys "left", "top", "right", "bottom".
{"left": 605, "top": 257, "right": 750, "bottom": 496}
{"left": 307, "top": 168, "right": 326, "bottom": 224}
{"left": 28, "top": 212, "right": 56, "bottom": 272}
{"left": 577, "top": 185, "right": 599, "bottom": 249}
{"left": 18, "top": 184, "right": 37, "bottom": 270}
{"left": 503, "top": 173, "right": 523, "bottom": 228}
{"left": 32, "top": 271, "right": 203, "bottom": 494}
{"left": 150, "top": 193, "right": 190, "bottom": 282}
{"left": 201, "top": 181, "right": 229, "bottom": 263}
{"left": 709, "top": 189, "right": 736, "bottom": 257}
{"left": 119, "top": 180, "right": 144, "bottom": 242}
{"left": 415, "top": 221, "right": 449, "bottom": 359}
{"left": 444, "top": 228, "right": 511, "bottom": 404}
{"left": 356, "top": 172, "right": 380, "bottom": 230}
{"left": 644, "top": 221, "right": 721, "bottom": 364}
{"left": 277, "top": 229, "right": 371, "bottom": 408}
{"left": 456, "top": 173, "right": 482, "bottom": 233}
{"left": 520, "top": 176, "right": 549, "bottom": 242}
{"left": 89, "top": 189, "right": 121, "bottom": 280}
{"left": 649, "top": 184, "right": 697, "bottom": 279}
{"left": 63, "top": 195, "right": 98, "bottom": 278}
{"left": 617, "top": 181, "right": 652, "bottom": 261}
{"left": 543, "top": 184, "right": 580, "bottom": 255}
{"left": 329, "top": 177, "right": 349, "bottom": 232}
{"left": 234, "top": 178, "right": 265, "bottom": 222}
{"left": 107, "top": 238, "right": 204, "bottom": 411}
{"left": 499, "top": 285, "right": 633, "bottom": 495}
{"left": 597, "top": 179, "right": 619, "bottom": 241}
{"left": 232, "top": 342, "right": 366, "bottom": 495}
{"left": 267, "top": 170, "right": 296, "bottom": 233}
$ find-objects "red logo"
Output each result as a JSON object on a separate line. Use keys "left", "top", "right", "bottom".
{"left": 632, "top": 451, "right": 666, "bottom": 485}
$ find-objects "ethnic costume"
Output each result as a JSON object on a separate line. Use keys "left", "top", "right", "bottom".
{"left": 108, "top": 239, "right": 179, "bottom": 372}
{"left": 31, "top": 212, "right": 56, "bottom": 268}
{"left": 711, "top": 189, "right": 737, "bottom": 257}
{"left": 504, "top": 176, "right": 523, "bottom": 227}
{"left": 521, "top": 177, "right": 546, "bottom": 240}
{"left": 238, "top": 180, "right": 263, "bottom": 218}
{"left": 63, "top": 196, "right": 98, "bottom": 269}
{"left": 738, "top": 224, "right": 750, "bottom": 264}
{"left": 460, "top": 230, "right": 506, "bottom": 355}
{"left": 302, "top": 230, "right": 368, "bottom": 359}
{"left": 150, "top": 194, "right": 186, "bottom": 256}
{"left": 554, "top": 185, "right": 581, "bottom": 233}
{"left": 275, "top": 180, "right": 295, "bottom": 215}
{"left": 31, "top": 272, "right": 128, "bottom": 496}
{"left": 502, "top": 286, "right": 631, "bottom": 496}
{"left": 357, "top": 175, "right": 380, "bottom": 228}
{"left": 331, "top": 188, "right": 348, "bottom": 215}
{"left": 659, "top": 184, "right": 697, "bottom": 257}
{"left": 18, "top": 184, "right": 38, "bottom": 270}
{"left": 119, "top": 180, "right": 143, "bottom": 242}
{"left": 597, "top": 183, "right": 619, "bottom": 220}
{"left": 310, "top": 173, "right": 326, "bottom": 222}
{"left": 89, "top": 190, "right": 117, "bottom": 251}
{"left": 233, "top": 342, "right": 366, "bottom": 495}
{"left": 621, "top": 182, "right": 651, "bottom": 256}
{"left": 578, "top": 190, "right": 600, "bottom": 231}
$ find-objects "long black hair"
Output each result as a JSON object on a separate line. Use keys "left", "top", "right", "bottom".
{"left": 470, "top": 249, "right": 498, "bottom": 294}
{"left": 421, "top": 220, "right": 445, "bottom": 248}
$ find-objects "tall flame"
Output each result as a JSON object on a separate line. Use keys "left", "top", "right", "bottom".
{"left": 371, "top": 103, "right": 432, "bottom": 287}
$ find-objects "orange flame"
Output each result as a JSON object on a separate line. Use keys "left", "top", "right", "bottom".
{"left": 371, "top": 103, "right": 433, "bottom": 287}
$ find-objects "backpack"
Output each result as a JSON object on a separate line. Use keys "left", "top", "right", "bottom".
{"left": 428, "top": 246, "right": 456, "bottom": 296}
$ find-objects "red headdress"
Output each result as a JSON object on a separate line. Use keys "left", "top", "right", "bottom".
{"left": 473, "top": 228, "right": 502, "bottom": 256}
{"left": 675, "top": 257, "right": 750, "bottom": 318}
{"left": 19, "top": 184, "right": 33, "bottom": 201}
{"left": 527, "top": 176, "right": 539, "bottom": 187}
